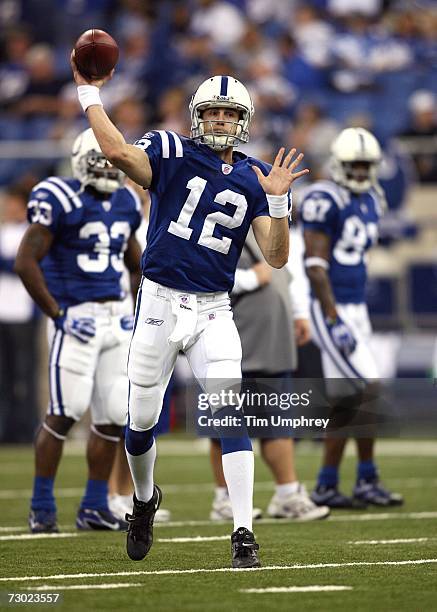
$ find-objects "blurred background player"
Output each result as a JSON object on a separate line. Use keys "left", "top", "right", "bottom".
{"left": 15, "top": 128, "right": 143, "bottom": 533}
{"left": 72, "top": 59, "right": 308, "bottom": 567}
{"left": 209, "top": 226, "right": 330, "bottom": 521}
{"left": 301, "top": 127, "right": 403, "bottom": 508}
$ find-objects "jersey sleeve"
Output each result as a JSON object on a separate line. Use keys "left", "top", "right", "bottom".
{"left": 299, "top": 189, "right": 339, "bottom": 235}
{"left": 27, "top": 178, "right": 71, "bottom": 234}
{"left": 133, "top": 130, "right": 184, "bottom": 192}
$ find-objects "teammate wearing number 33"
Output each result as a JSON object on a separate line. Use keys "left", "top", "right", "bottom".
{"left": 15, "top": 129, "right": 143, "bottom": 534}
{"left": 300, "top": 127, "right": 403, "bottom": 510}
{"left": 71, "top": 56, "right": 309, "bottom": 568}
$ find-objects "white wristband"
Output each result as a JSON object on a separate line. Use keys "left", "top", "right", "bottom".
{"left": 77, "top": 85, "right": 102, "bottom": 112}
{"left": 267, "top": 193, "right": 291, "bottom": 219}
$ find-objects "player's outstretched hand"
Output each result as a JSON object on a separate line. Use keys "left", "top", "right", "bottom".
{"left": 70, "top": 50, "right": 114, "bottom": 88}
{"left": 252, "top": 148, "right": 309, "bottom": 195}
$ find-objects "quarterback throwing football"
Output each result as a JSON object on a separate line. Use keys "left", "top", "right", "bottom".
{"left": 72, "top": 56, "right": 308, "bottom": 568}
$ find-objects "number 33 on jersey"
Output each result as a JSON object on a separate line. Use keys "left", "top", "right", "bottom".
{"left": 27, "top": 177, "right": 142, "bottom": 306}
{"left": 300, "top": 180, "right": 382, "bottom": 304}
{"left": 134, "top": 130, "right": 275, "bottom": 293}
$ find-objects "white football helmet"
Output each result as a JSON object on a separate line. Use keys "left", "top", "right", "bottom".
{"left": 329, "top": 127, "right": 382, "bottom": 193}
{"left": 189, "top": 75, "right": 254, "bottom": 151}
{"left": 71, "top": 128, "right": 124, "bottom": 194}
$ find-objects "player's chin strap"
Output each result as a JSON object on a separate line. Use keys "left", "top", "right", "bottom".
{"left": 90, "top": 424, "right": 121, "bottom": 443}
{"left": 42, "top": 421, "right": 67, "bottom": 441}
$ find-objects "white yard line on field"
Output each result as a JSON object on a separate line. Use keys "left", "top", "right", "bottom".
{"left": 1, "top": 558, "right": 437, "bottom": 583}
{"left": 2, "top": 510, "right": 437, "bottom": 534}
{"left": 0, "top": 533, "right": 78, "bottom": 542}
{"left": 350, "top": 538, "right": 431, "bottom": 545}
{"left": 0, "top": 477, "right": 436, "bottom": 500}
{"left": 158, "top": 535, "right": 229, "bottom": 543}
{"left": 3, "top": 439, "right": 437, "bottom": 461}
{"left": 23, "top": 583, "right": 142, "bottom": 591}
{"left": 240, "top": 585, "right": 353, "bottom": 593}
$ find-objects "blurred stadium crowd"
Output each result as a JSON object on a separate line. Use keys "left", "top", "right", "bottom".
{"left": 0, "top": 0, "right": 436, "bottom": 442}
{"left": 0, "top": 0, "right": 436, "bottom": 183}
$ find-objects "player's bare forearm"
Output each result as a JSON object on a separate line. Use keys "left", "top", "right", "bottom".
{"left": 86, "top": 106, "right": 152, "bottom": 188}
{"left": 71, "top": 53, "right": 152, "bottom": 188}
{"left": 253, "top": 216, "right": 289, "bottom": 268}
{"left": 124, "top": 235, "right": 142, "bottom": 303}
{"left": 14, "top": 225, "right": 60, "bottom": 319}
{"left": 304, "top": 229, "right": 336, "bottom": 319}
{"left": 306, "top": 266, "right": 337, "bottom": 319}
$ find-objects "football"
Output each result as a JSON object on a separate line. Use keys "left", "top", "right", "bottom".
{"left": 73, "top": 29, "right": 119, "bottom": 79}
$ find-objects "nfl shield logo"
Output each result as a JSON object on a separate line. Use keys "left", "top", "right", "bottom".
{"left": 221, "top": 164, "right": 233, "bottom": 175}
{"left": 102, "top": 200, "right": 112, "bottom": 212}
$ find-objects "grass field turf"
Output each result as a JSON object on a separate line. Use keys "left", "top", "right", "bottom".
{"left": 0, "top": 440, "right": 436, "bottom": 611}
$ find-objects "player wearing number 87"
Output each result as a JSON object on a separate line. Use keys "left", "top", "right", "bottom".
{"left": 15, "top": 128, "right": 143, "bottom": 534}
{"left": 71, "top": 57, "right": 309, "bottom": 568}
{"left": 301, "top": 127, "right": 403, "bottom": 509}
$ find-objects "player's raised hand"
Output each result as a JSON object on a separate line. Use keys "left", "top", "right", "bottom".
{"left": 70, "top": 50, "right": 114, "bottom": 88}
{"left": 252, "top": 147, "right": 309, "bottom": 195}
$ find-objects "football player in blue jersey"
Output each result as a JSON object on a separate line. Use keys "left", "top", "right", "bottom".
{"left": 301, "top": 127, "right": 403, "bottom": 509}
{"left": 71, "top": 57, "right": 309, "bottom": 568}
{"left": 15, "top": 128, "right": 143, "bottom": 533}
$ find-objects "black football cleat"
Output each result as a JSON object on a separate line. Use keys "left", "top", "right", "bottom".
{"left": 353, "top": 479, "right": 404, "bottom": 507}
{"left": 231, "top": 527, "right": 261, "bottom": 569}
{"left": 311, "top": 485, "right": 367, "bottom": 509}
{"left": 126, "top": 485, "right": 162, "bottom": 561}
{"left": 29, "top": 509, "right": 59, "bottom": 534}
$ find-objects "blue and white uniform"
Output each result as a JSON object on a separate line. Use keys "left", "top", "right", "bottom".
{"left": 28, "top": 177, "right": 142, "bottom": 424}
{"left": 300, "top": 179, "right": 383, "bottom": 382}
{"left": 127, "top": 130, "right": 272, "bottom": 431}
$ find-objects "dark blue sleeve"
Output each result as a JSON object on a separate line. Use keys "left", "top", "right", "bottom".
{"left": 300, "top": 190, "right": 339, "bottom": 235}
{"left": 133, "top": 131, "right": 163, "bottom": 182}
{"left": 27, "top": 181, "right": 66, "bottom": 234}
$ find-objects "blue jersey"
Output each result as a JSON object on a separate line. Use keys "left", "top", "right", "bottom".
{"left": 133, "top": 130, "right": 272, "bottom": 293}
{"left": 27, "top": 177, "right": 142, "bottom": 307}
{"left": 300, "top": 180, "right": 383, "bottom": 304}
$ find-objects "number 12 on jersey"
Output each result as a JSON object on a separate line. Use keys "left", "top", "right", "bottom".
{"left": 168, "top": 176, "right": 248, "bottom": 255}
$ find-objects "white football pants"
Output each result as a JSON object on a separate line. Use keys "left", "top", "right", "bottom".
{"left": 127, "top": 278, "right": 242, "bottom": 432}
{"left": 310, "top": 299, "right": 379, "bottom": 393}
{"left": 46, "top": 299, "right": 132, "bottom": 425}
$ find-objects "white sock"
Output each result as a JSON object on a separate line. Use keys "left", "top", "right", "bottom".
{"left": 276, "top": 481, "right": 300, "bottom": 498}
{"left": 126, "top": 440, "right": 156, "bottom": 503}
{"left": 214, "top": 486, "right": 229, "bottom": 502}
{"left": 221, "top": 450, "right": 254, "bottom": 532}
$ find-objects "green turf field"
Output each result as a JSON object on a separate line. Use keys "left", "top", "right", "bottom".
{"left": 1, "top": 440, "right": 436, "bottom": 611}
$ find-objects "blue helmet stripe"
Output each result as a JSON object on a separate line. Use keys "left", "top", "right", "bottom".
{"left": 220, "top": 76, "right": 229, "bottom": 96}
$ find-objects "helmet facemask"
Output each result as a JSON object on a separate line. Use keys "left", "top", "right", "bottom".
{"left": 71, "top": 128, "right": 125, "bottom": 195}
{"left": 191, "top": 103, "right": 250, "bottom": 151}
{"left": 189, "top": 76, "right": 254, "bottom": 152}
{"left": 329, "top": 127, "right": 382, "bottom": 194}
{"left": 79, "top": 149, "right": 125, "bottom": 194}
{"left": 331, "top": 160, "right": 379, "bottom": 193}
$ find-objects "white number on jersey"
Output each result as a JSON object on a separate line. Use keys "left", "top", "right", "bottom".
{"left": 28, "top": 200, "right": 53, "bottom": 226}
{"left": 168, "top": 176, "right": 248, "bottom": 255}
{"left": 333, "top": 216, "right": 378, "bottom": 266}
{"left": 301, "top": 197, "right": 332, "bottom": 222}
{"left": 77, "top": 221, "right": 130, "bottom": 273}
